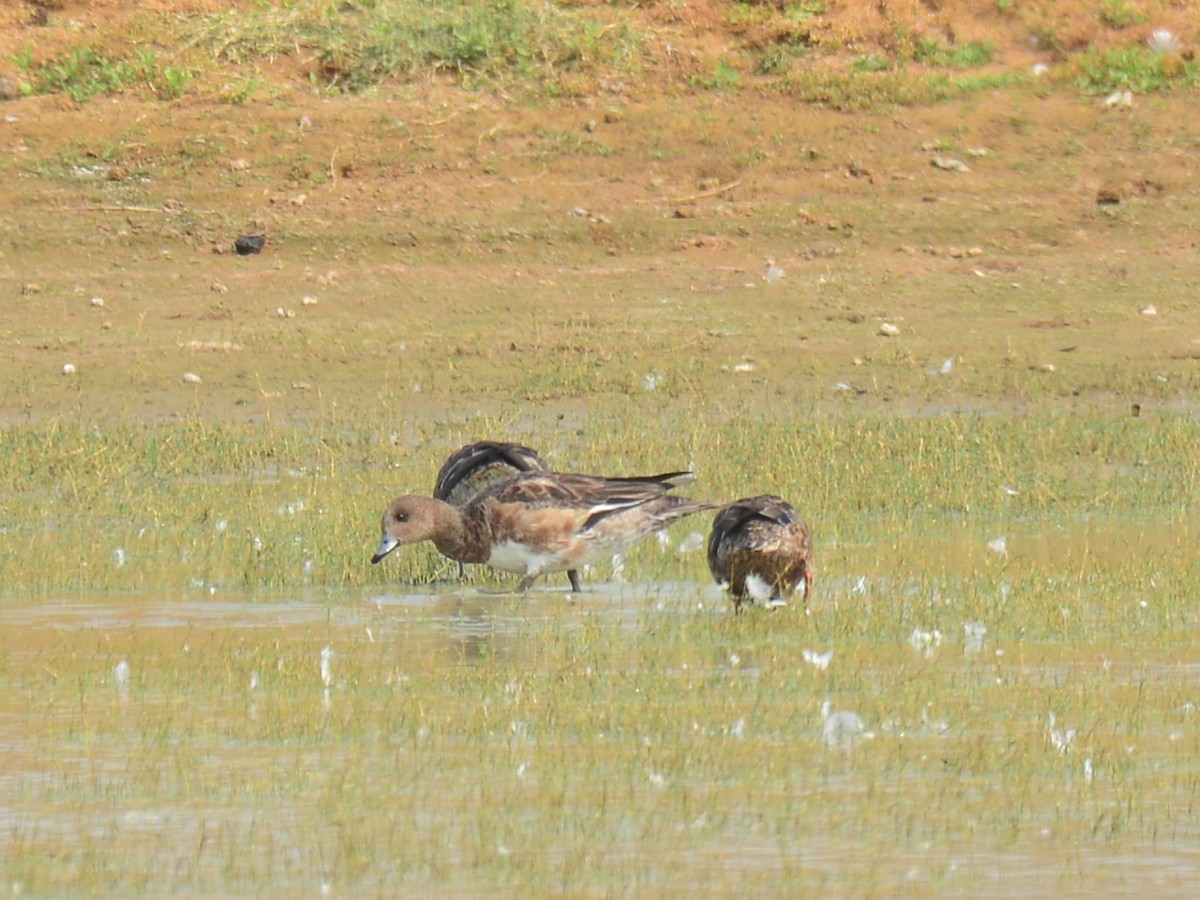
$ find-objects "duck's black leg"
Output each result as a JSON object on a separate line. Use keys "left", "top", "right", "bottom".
{"left": 567, "top": 569, "right": 583, "bottom": 593}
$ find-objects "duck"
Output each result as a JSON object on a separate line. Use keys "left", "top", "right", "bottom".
{"left": 372, "top": 470, "right": 712, "bottom": 591}
{"left": 432, "top": 441, "right": 586, "bottom": 591}
{"left": 707, "top": 494, "right": 813, "bottom": 612}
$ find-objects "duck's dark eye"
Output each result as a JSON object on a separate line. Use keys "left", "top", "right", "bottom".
{"left": 393, "top": 511, "right": 409, "bottom": 523}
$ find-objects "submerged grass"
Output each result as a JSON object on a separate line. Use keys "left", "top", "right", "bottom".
{"left": 2, "top": 413, "right": 1198, "bottom": 894}
{"left": 3, "top": 567, "right": 1199, "bottom": 894}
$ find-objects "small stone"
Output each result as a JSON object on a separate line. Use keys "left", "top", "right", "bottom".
{"left": 90, "top": 297, "right": 105, "bottom": 308}
{"left": 879, "top": 322, "right": 900, "bottom": 337}
{"left": 235, "top": 235, "right": 266, "bottom": 255}
{"left": 21, "top": 283, "right": 41, "bottom": 295}
{"left": 0, "top": 75, "right": 20, "bottom": 102}
{"left": 182, "top": 372, "right": 202, "bottom": 384}
{"left": 211, "top": 282, "right": 228, "bottom": 294}
{"left": 63, "top": 363, "right": 77, "bottom": 375}
{"left": 931, "top": 155, "right": 970, "bottom": 173}
{"left": 1139, "top": 305, "right": 1157, "bottom": 316}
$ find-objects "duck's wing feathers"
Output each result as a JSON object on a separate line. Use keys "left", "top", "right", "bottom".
{"left": 434, "top": 441, "right": 549, "bottom": 504}
{"left": 745, "top": 495, "right": 802, "bottom": 529}
{"left": 481, "top": 471, "right": 690, "bottom": 510}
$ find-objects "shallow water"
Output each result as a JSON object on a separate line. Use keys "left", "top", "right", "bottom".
{"left": 3, "top": 550, "right": 1199, "bottom": 896}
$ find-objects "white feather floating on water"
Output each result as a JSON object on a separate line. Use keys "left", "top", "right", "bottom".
{"left": 821, "top": 700, "right": 873, "bottom": 750}
{"left": 908, "top": 628, "right": 943, "bottom": 659}
{"left": 1047, "top": 711, "right": 1077, "bottom": 753}
{"left": 963, "top": 622, "right": 987, "bottom": 653}
{"left": 320, "top": 646, "right": 334, "bottom": 688}
{"left": 802, "top": 648, "right": 834, "bottom": 671}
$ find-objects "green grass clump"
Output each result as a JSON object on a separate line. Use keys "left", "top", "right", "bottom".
{"left": 913, "top": 39, "right": 996, "bottom": 68}
{"left": 192, "top": 0, "right": 643, "bottom": 91}
{"left": 779, "top": 67, "right": 981, "bottom": 108}
{"left": 1074, "top": 43, "right": 1199, "bottom": 93}
{"left": 1097, "top": 0, "right": 1148, "bottom": 30}
{"left": 27, "top": 47, "right": 193, "bottom": 103}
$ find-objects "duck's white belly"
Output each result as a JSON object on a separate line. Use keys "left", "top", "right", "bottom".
{"left": 487, "top": 540, "right": 563, "bottom": 576}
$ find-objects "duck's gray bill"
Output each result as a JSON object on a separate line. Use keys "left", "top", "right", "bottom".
{"left": 371, "top": 536, "right": 399, "bottom": 564}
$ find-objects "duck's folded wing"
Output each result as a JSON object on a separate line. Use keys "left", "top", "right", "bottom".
{"left": 752, "top": 496, "right": 801, "bottom": 528}
{"left": 487, "top": 472, "right": 676, "bottom": 506}
{"left": 434, "top": 441, "right": 548, "bottom": 500}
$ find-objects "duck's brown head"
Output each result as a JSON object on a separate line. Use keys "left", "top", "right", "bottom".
{"left": 371, "top": 496, "right": 443, "bottom": 564}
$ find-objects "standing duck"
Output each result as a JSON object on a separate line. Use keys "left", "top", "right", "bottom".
{"left": 707, "top": 494, "right": 813, "bottom": 612}
{"left": 373, "top": 470, "right": 712, "bottom": 591}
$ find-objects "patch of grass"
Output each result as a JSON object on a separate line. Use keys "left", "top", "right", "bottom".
{"left": 947, "top": 71, "right": 1023, "bottom": 93}
{"left": 1097, "top": 0, "right": 1147, "bottom": 29}
{"left": 32, "top": 47, "right": 194, "bottom": 102}
{"left": 781, "top": 68, "right": 956, "bottom": 108}
{"left": 0, "top": 409, "right": 1196, "bottom": 598}
{"left": 914, "top": 39, "right": 996, "bottom": 68}
{"left": 191, "top": 0, "right": 643, "bottom": 92}
{"left": 1075, "top": 44, "right": 1198, "bottom": 93}
{"left": 853, "top": 54, "right": 893, "bottom": 73}
{"left": 782, "top": 63, "right": 1023, "bottom": 109}
{"left": 691, "top": 58, "right": 742, "bottom": 91}
{"left": 755, "top": 45, "right": 795, "bottom": 76}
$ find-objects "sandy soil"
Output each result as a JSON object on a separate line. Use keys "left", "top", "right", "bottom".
{"left": 1, "top": 2, "right": 1197, "bottom": 422}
